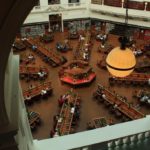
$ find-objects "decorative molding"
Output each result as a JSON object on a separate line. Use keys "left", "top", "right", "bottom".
{"left": 46, "top": 6, "right": 65, "bottom": 12}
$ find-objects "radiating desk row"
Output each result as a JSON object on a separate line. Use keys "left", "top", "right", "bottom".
{"left": 24, "top": 38, "right": 67, "bottom": 67}
{"left": 93, "top": 84, "right": 145, "bottom": 120}
{"left": 109, "top": 73, "right": 150, "bottom": 86}
{"left": 20, "top": 65, "right": 48, "bottom": 80}
{"left": 23, "top": 81, "right": 53, "bottom": 103}
{"left": 55, "top": 92, "right": 80, "bottom": 135}
{"left": 74, "top": 31, "right": 92, "bottom": 61}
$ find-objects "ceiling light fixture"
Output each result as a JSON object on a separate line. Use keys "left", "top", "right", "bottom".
{"left": 106, "top": 0, "right": 136, "bottom": 77}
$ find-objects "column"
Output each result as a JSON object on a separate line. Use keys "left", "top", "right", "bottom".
{"left": 122, "top": 0, "right": 124, "bottom": 8}
{"left": 130, "top": 134, "right": 138, "bottom": 146}
{"left": 108, "top": 140, "right": 115, "bottom": 148}
{"left": 115, "top": 139, "right": 123, "bottom": 146}
{"left": 144, "top": 131, "right": 150, "bottom": 138}
{"left": 61, "top": 13, "right": 64, "bottom": 32}
{"left": 144, "top": 2, "right": 148, "bottom": 11}
{"left": 122, "top": 136, "right": 130, "bottom": 144}
{"left": 40, "top": 0, "right": 48, "bottom": 6}
{"left": 137, "top": 133, "right": 145, "bottom": 141}
{"left": 102, "top": 0, "right": 104, "bottom": 5}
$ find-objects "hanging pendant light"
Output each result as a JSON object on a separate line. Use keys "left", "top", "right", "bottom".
{"left": 106, "top": 0, "right": 136, "bottom": 77}
{"left": 106, "top": 37, "right": 136, "bottom": 77}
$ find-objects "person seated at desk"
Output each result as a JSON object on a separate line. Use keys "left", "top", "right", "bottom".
{"left": 32, "top": 45, "right": 37, "bottom": 51}
{"left": 96, "top": 33, "right": 107, "bottom": 42}
{"left": 96, "top": 34, "right": 103, "bottom": 40}
{"left": 103, "top": 34, "right": 107, "bottom": 41}
{"left": 28, "top": 54, "right": 35, "bottom": 63}
{"left": 53, "top": 131, "right": 60, "bottom": 138}
{"left": 71, "top": 107, "right": 75, "bottom": 114}
{"left": 84, "top": 47, "right": 89, "bottom": 53}
{"left": 101, "top": 39, "right": 106, "bottom": 48}
{"left": 57, "top": 117, "right": 63, "bottom": 123}
{"left": 140, "top": 95, "right": 149, "bottom": 103}
{"left": 53, "top": 114, "right": 59, "bottom": 120}
{"left": 102, "top": 93, "right": 106, "bottom": 99}
{"left": 56, "top": 42, "right": 63, "bottom": 49}
{"left": 25, "top": 94, "right": 31, "bottom": 101}
{"left": 29, "top": 84, "right": 35, "bottom": 90}
{"left": 147, "top": 99, "right": 150, "bottom": 105}
{"left": 133, "top": 49, "right": 142, "bottom": 56}
{"left": 28, "top": 53, "right": 34, "bottom": 59}
{"left": 38, "top": 71, "right": 46, "bottom": 79}
{"left": 53, "top": 114, "right": 59, "bottom": 128}
{"left": 21, "top": 37, "right": 27, "bottom": 41}
{"left": 83, "top": 52, "right": 88, "bottom": 60}
{"left": 41, "top": 89, "right": 47, "bottom": 96}
{"left": 61, "top": 94, "right": 68, "bottom": 102}
{"left": 113, "top": 104, "right": 118, "bottom": 109}
{"left": 79, "top": 35, "right": 85, "bottom": 42}
{"left": 25, "top": 95, "right": 32, "bottom": 105}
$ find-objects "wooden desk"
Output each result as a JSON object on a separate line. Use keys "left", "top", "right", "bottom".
{"left": 13, "top": 41, "right": 26, "bottom": 51}
{"left": 24, "top": 38, "right": 67, "bottom": 67}
{"left": 19, "top": 65, "right": 48, "bottom": 80}
{"left": 68, "top": 32, "right": 79, "bottom": 39}
{"left": 55, "top": 93, "right": 79, "bottom": 135}
{"left": 135, "top": 60, "right": 150, "bottom": 73}
{"left": 109, "top": 73, "right": 150, "bottom": 86}
{"left": 60, "top": 72, "right": 96, "bottom": 86}
{"left": 20, "top": 57, "right": 34, "bottom": 65}
{"left": 94, "top": 84, "right": 145, "bottom": 120}
{"left": 23, "top": 82, "right": 52, "bottom": 102}
{"left": 59, "top": 60, "right": 96, "bottom": 86}
{"left": 74, "top": 31, "right": 92, "bottom": 61}
{"left": 134, "top": 90, "right": 150, "bottom": 99}
{"left": 56, "top": 41, "right": 72, "bottom": 52}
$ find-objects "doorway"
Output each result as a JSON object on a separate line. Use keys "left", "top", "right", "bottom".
{"left": 49, "top": 14, "right": 62, "bottom": 32}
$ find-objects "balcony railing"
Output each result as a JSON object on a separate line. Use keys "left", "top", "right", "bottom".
{"left": 34, "top": 115, "right": 150, "bottom": 150}
{"left": 147, "top": 2, "right": 150, "bottom": 11}
{"left": 91, "top": 0, "right": 150, "bottom": 11}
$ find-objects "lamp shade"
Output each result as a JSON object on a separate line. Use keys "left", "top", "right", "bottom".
{"left": 106, "top": 46, "right": 136, "bottom": 77}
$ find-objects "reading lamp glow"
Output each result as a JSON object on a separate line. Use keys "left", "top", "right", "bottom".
{"left": 106, "top": 0, "right": 136, "bottom": 77}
